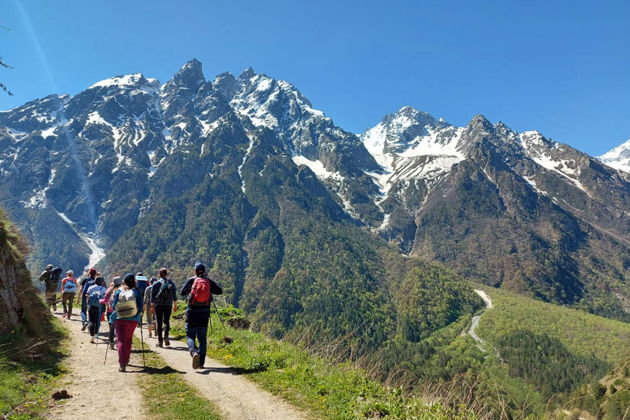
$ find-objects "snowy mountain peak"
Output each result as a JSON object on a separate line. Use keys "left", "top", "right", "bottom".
{"left": 239, "top": 67, "right": 257, "bottom": 80}
{"left": 89, "top": 73, "right": 157, "bottom": 90}
{"left": 212, "top": 72, "right": 240, "bottom": 100}
{"left": 385, "top": 106, "right": 439, "bottom": 127}
{"left": 468, "top": 114, "right": 494, "bottom": 133}
{"left": 169, "top": 59, "right": 206, "bottom": 89}
{"left": 599, "top": 139, "right": 630, "bottom": 172}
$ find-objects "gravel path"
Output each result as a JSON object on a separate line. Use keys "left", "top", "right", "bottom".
{"left": 48, "top": 312, "right": 146, "bottom": 420}
{"left": 135, "top": 327, "right": 308, "bottom": 420}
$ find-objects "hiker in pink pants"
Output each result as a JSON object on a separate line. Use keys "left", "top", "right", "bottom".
{"left": 111, "top": 273, "right": 143, "bottom": 372}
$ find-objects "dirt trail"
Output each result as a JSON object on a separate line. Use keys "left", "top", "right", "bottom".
{"left": 467, "top": 289, "right": 494, "bottom": 348}
{"left": 49, "top": 311, "right": 146, "bottom": 420}
{"left": 135, "top": 328, "right": 308, "bottom": 420}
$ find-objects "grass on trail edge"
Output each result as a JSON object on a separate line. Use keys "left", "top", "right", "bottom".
{"left": 132, "top": 337, "right": 222, "bottom": 420}
{"left": 170, "top": 309, "right": 475, "bottom": 420}
{"left": 0, "top": 315, "right": 67, "bottom": 420}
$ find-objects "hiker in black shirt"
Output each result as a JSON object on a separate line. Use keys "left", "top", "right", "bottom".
{"left": 180, "top": 261, "right": 222, "bottom": 370}
{"left": 151, "top": 267, "right": 177, "bottom": 347}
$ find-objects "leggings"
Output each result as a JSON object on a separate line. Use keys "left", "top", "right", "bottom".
{"left": 88, "top": 306, "right": 102, "bottom": 336}
{"left": 106, "top": 312, "right": 115, "bottom": 344}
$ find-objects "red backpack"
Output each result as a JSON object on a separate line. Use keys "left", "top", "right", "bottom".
{"left": 189, "top": 277, "right": 211, "bottom": 307}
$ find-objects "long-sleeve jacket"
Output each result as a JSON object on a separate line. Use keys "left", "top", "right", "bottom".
{"left": 180, "top": 275, "right": 222, "bottom": 308}
{"left": 100, "top": 285, "right": 120, "bottom": 313}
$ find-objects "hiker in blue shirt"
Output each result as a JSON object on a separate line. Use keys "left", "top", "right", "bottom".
{"left": 86, "top": 277, "right": 107, "bottom": 343}
{"left": 77, "top": 268, "right": 97, "bottom": 331}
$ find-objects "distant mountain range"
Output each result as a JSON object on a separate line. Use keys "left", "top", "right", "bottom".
{"left": 0, "top": 59, "right": 628, "bottom": 321}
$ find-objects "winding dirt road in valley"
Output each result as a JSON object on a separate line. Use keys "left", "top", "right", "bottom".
{"left": 467, "top": 289, "right": 494, "bottom": 348}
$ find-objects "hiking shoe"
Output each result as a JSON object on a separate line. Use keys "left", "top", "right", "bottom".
{"left": 118, "top": 365, "right": 126, "bottom": 372}
{"left": 90, "top": 337, "right": 95, "bottom": 343}
{"left": 157, "top": 342, "right": 163, "bottom": 348}
{"left": 164, "top": 338, "right": 170, "bottom": 346}
{"left": 81, "top": 323, "right": 87, "bottom": 331}
{"left": 109, "top": 342, "right": 115, "bottom": 350}
{"left": 192, "top": 352, "right": 200, "bottom": 369}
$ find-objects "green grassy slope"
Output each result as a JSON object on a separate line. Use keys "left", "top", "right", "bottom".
{"left": 169, "top": 308, "right": 475, "bottom": 420}
{"left": 477, "top": 287, "right": 630, "bottom": 365}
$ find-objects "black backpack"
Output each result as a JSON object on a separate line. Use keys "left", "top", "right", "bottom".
{"left": 50, "top": 267, "right": 62, "bottom": 284}
{"left": 153, "top": 279, "right": 173, "bottom": 306}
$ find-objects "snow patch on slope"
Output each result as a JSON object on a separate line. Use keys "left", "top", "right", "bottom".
{"left": 520, "top": 131, "right": 587, "bottom": 193}
{"left": 361, "top": 118, "right": 465, "bottom": 199}
{"left": 22, "top": 169, "right": 57, "bottom": 209}
{"left": 56, "top": 211, "right": 106, "bottom": 269}
{"left": 239, "top": 134, "right": 256, "bottom": 193}
{"left": 292, "top": 156, "right": 342, "bottom": 180}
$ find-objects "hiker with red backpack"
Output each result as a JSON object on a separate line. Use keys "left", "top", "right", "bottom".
{"left": 180, "top": 262, "right": 222, "bottom": 369}
{"left": 151, "top": 268, "right": 177, "bottom": 348}
{"left": 112, "top": 273, "right": 144, "bottom": 372}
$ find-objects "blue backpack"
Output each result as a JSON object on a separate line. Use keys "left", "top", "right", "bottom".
{"left": 88, "top": 288, "right": 104, "bottom": 307}
{"left": 64, "top": 279, "right": 77, "bottom": 293}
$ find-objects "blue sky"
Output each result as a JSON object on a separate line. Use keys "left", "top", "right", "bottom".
{"left": 1, "top": 0, "right": 629, "bottom": 155}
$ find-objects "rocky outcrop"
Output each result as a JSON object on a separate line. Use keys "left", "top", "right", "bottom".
{"left": 0, "top": 209, "right": 30, "bottom": 333}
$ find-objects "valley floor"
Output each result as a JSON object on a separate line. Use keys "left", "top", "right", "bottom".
{"left": 48, "top": 310, "right": 306, "bottom": 420}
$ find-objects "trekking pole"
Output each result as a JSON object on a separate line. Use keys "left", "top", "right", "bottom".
{"left": 104, "top": 321, "right": 111, "bottom": 365}
{"left": 139, "top": 316, "right": 146, "bottom": 369}
{"left": 212, "top": 300, "right": 226, "bottom": 329}
{"left": 209, "top": 309, "right": 213, "bottom": 334}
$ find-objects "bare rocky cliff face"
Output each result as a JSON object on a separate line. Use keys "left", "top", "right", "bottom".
{"left": 0, "top": 210, "right": 30, "bottom": 333}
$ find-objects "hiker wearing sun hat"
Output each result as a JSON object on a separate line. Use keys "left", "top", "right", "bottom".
{"left": 60, "top": 270, "right": 78, "bottom": 319}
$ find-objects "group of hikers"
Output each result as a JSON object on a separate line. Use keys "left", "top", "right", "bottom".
{"left": 39, "top": 261, "right": 222, "bottom": 372}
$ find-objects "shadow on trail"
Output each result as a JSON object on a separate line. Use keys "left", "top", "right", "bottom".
{"left": 196, "top": 365, "right": 268, "bottom": 376}
{"left": 164, "top": 345, "right": 191, "bottom": 352}
{"left": 124, "top": 363, "right": 186, "bottom": 375}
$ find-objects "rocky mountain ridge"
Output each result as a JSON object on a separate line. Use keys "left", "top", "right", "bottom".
{"left": 0, "top": 59, "right": 628, "bottom": 319}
